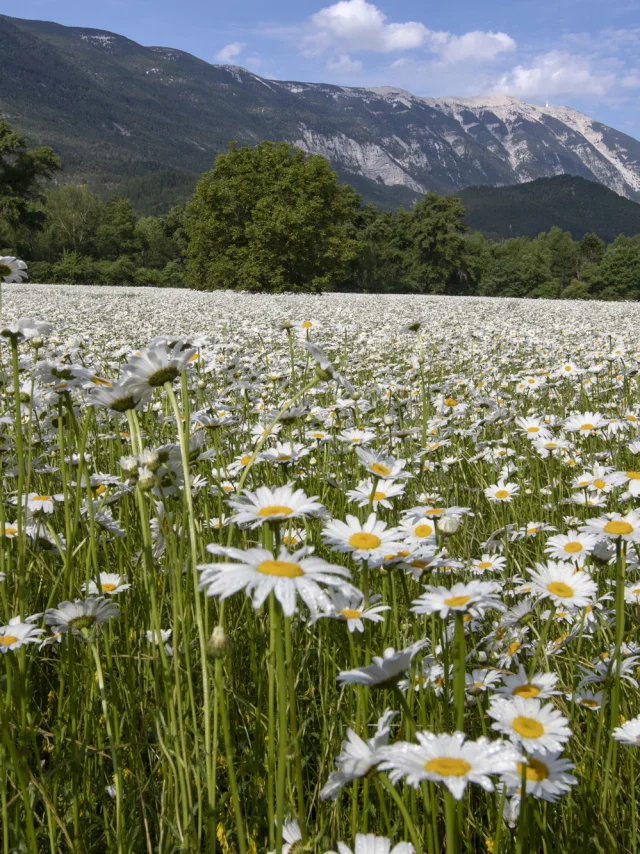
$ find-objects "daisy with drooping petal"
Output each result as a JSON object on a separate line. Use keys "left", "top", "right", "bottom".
{"left": 488, "top": 697, "right": 572, "bottom": 753}
{"left": 607, "top": 469, "right": 640, "bottom": 497}
{"left": 471, "top": 554, "right": 506, "bottom": 576}
{"left": 45, "top": 597, "right": 120, "bottom": 638}
{"left": 0, "top": 616, "right": 44, "bottom": 652}
{"left": 320, "top": 709, "right": 397, "bottom": 800}
{"left": 355, "top": 447, "right": 410, "bottom": 480}
{"left": 493, "top": 665, "right": 560, "bottom": 700}
{"left": 198, "top": 545, "right": 351, "bottom": 618}
{"left": 322, "top": 513, "right": 404, "bottom": 565}
{"left": 324, "top": 834, "right": 414, "bottom": 854}
{"left": 122, "top": 340, "right": 197, "bottom": 390}
{"left": 398, "top": 515, "right": 437, "bottom": 546}
{"left": 228, "top": 483, "right": 326, "bottom": 527}
{"left": 337, "top": 642, "right": 427, "bottom": 689}
{"left": 346, "top": 479, "right": 406, "bottom": 510}
{"left": 545, "top": 530, "right": 599, "bottom": 563}
{"left": 411, "top": 581, "right": 504, "bottom": 620}
{"left": 484, "top": 480, "right": 520, "bottom": 503}
{"left": 378, "top": 731, "right": 521, "bottom": 800}
{"left": 320, "top": 588, "right": 390, "bottom": 633}
{"left": 515, "top": 417, "right": 552, "bottom": 441}
{"left": 82, "top": 573, "right": 131, "bottom": 596}
{"left": 500, "top": 750, "right": 577, "bottom": 802}
{"left": 574, "top": 690, "right": 604, "bottom": 711}
{"left": 612, "top": 716, "right": 640, "bottom": 745}
{"left": 582, "top": 511, "right": 640, "bottom": 543}
{"left": 267, "top": 819, "right": 303, "bottom": 854}
{"left": 0, "top": 256, "right": 28, "bottom": 283}
{"left": 526, "top": 562, "right": 597, "bottom": 609}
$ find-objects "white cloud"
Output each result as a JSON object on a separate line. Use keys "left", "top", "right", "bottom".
{"left": 440, "top": 31, "right": 516, "bottom": 63}
{"left": 215, "top": 42, "right": 245, "bottom": 63}
{"left": 327, "top": 53, "right": 363, "bottom": 72}
{"left": 494, "top": 51, "right": 616, "bottom": 97}
{"left": 302, "top": 0, "right": 515, "bottom": 64}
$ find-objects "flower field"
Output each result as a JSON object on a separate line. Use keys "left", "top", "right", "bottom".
{"left": 3, "top": 283, "right": 640, "bottom": 853}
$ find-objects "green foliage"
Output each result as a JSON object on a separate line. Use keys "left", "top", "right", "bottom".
{"left": 185, "top": 141, "right": 363, "bottom": 292}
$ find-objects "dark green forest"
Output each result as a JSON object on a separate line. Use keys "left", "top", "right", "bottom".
{"left": 2, "top": 120, "right": 640, "bottom": 300}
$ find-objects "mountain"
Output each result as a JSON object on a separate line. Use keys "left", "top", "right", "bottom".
{"left": 457, "top": 175, "right": 640, "bottom": 242}
{"left": 2, "top": 14, "right": 640, "bottom": 214}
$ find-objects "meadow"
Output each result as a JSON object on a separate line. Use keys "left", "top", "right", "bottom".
{"left": 2, "top": 283, "right": 640, "bottom": 853}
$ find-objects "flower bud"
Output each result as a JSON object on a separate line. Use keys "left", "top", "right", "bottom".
{"left": 384, "top": 415, "right": 394, "bottom": 426}
{"left": 138, "top": 448, "right": 160, "bottom": 472}
{"left": 30, "top": 337, "right": 43, "bottom": 349}
{"left": 437, "top": 515, "right": 462, "bottom": 536}
{"left": 137, "top": 466, "right": 154, "bottom": 491}
{"left": 197, "top": 380, "right": 206, "bottom": 390}
{"left": 207, "top": 626, "right": 231, "bottom": 658}
{"left": 119, "top": 455, "right": 139, "bottom": 475}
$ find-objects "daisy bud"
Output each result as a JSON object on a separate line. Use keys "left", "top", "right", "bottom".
{"left": 197, "top": 380, "right": 206, "bottom": 390}
{"left": 207, "top": 626, "right": 231, "bottom": 658}
{"left": 384, "top": 415, "right": 394, "bottom": 426}
{"left": 137, "top": 466, "right": 154, "bottom": 491}
{"left": 138, "top": 448, "right": 160, "bottom": 472}
{"left": 30, "top": 336, "right": 43, "bottom": 349}
{"left": 477, "top": 650, "right": 488, "bottom": 663}
{"left": 437, "top": 515, "right": 462, "bottom": 536}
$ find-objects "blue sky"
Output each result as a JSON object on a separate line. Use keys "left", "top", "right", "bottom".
{"left": 6, "top": 0, "right": 640, "bottom": 137}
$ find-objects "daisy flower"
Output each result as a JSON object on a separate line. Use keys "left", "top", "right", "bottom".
{"left": 338, "top": 428, "right": 376, "bottom": 446}
{"left": 493, "top": 665, "right": 560, "bottom": 700}
{"left": 411, "top": 581, "right": 504, "bottom": 620}
{"left": 198, "top": 545, "right": 351, "bottom": 618}
{"left": 545, "top": 530, "right": 599, "bottom": 563}
{"left": 613, "top": 715, "right": 640, "bottom": 745}
{"left": 267, "top": 819, "right": 302, "bottom": 854}
{"left": 470, "top": 554, "right": 506, "bottom": 576}
{"left": 320, "top": 709, "right": 397, "bottom": 800}
{"left": 89, "top": 379, "right": 151, "bottom": 413}
{"left": 515, "top": 417, "right": 552, "bottom": 441}
{"left": 355, "top": 447, "right": 410, "bottom": 480}
{"left": 607, "top": 469, "right": 640, "bottom": 497}
{"left": 573, "top": 690, "right": 604, "bottom": 711}
{"left": 228, "top": 484, "right": 326, "bottom": 528}
{"left": 488, "top": 697, "right": 572, "bottom": 753}
{"left": 500, "top": 750, "right": 577, "bottom": 802}
{"left": 122, "top": 340, "right": 197, "bottom": 390}
{"left": 564, "top": 411, "right": 607, "bottom": 435}
{"left": 146, "top": 628, "right": 174, "bottom": 657}
{"left": 346, "top": 479, "right": 406, "bottom": 510}
{"left": 304, "top": 341, "right": 355, "bottom": 394}
{"left": 378, "top": 731, "right": 521, "bottom": 800}
{"left": 527, "top": 562, "right": 597, "bottom": 609}
{"left": 45, "top": 597, "right": 120, "bottom": 638}
{"left": 399, "top": 516, "right": 437, "bottom": 545}
{"left": 260, "top": 441, "right": 309, "bottom": 465}
{"left": 0, "top": 616, "right": 44, "bottom": 653}
{"left": 320, "top": 589, "right": 390, "bottom": 633}
{"left": 465, "top": 669, "right": 503, "bottom": 697}
{"left": 582, "top": 510, "right": 640, "bottom": 542}
{"left": 624, "top": 582, "right": 640, "bottom": 604}
{"left": 484, "top": 480, "right": 520, "bottom": 503}
{"left": 1, "top": 521, "right": 18, "bottom": 539}
{"left": 325, "top": 835, "right": 414, "bottom": 854}
{"left": 0, "top": 256, "right": 28, "bottom": 283}
{"left": 82, "top": 573, "right": 131, "bottom": 596}
{"left": 322, "top": 513, "right": 404, "bottom": 565}
{"left": 337, "top": 642, "right": 427, "bottom": 689}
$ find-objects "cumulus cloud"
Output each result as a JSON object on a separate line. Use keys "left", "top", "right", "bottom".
{"left": 327, "top": 53, "right": 363, "bottom": 72}
{"left": 215, "top": 42, "right": 245, "bottom": 63}
{"left": 301, "top": 0, "right": 515, "bottom": 64}
{"left": 494, "top": 51, "right": 616, "bottom": 97}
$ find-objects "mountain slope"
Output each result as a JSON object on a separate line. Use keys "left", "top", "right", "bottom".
{"left": 2, "top": 14, "right": 640, "bottom": 213}
{"left": 456, "top": 175, "right": 640, "bottom": 242}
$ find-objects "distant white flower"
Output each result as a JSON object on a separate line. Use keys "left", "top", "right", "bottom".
{"left": 228, "top": 483, "right": 325, "bottom": 527}
{"left": 45, "top": 597, "right": 120, "bottom": 638}
{"left": 526, "top": 562, "right": 597, "bottom": 609}
{"left": 337, "top": 642, "right": 427, "bottom": 689}
{"left": 82, "top": 573, "right": 131, "bottom": 596}
{"left": 411, "top": 581, "right": 504, "bottom": 619}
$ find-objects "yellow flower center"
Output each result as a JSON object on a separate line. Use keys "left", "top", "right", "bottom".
{"left": 301, "top": 320, "right": 313, "bottom": 328}
{"left": 339, "top": 609, "right": 362, "bottom": 619}
{"left": 527, "top": 527, "right": 539, "bottom": 534}
{"left": 101, "top": 583, "right": 117, "bottom": 593}
{"left": 349, "top": 532, "right": 382, "bottom": 550}
{"left": 90, "top": 376, "right": 112, "bottom": 387}
{"left": 508, "top": 641, "right": 520, "bottom": 655}
{"left": 518, "top": 757, "right": 549, "bottom": 782}
{"left": 257, "top": 505, "right": 293, "bottom": 518}
{"left": 626, "top": 472, "right": 640, "bottom": 480}
{"left": 425, "top": 508, "right": 444, "bottom": 516}
{"left": 240, "top": 455, "right": 252, "bottom": 465}
{"left": 604, "top": 520, "right": 634, "bottom": 536}
{"left": 593, "top": 478, "right": 606, "bottom": 489}
{"left": 275, "top": 455, "right": 291, "bottom": 462}
{"left": 444, "top": 595, "right": 470, "bottom": 608}
{"left": 547, "top": 581, "right": 574, "bottom": 598}
{"left": 0, "top": 635, "right": 18, "bottom": 646}
{"left": 581, "top": 699, "right": 599, "bottom": 708}
{"left": 563, "top": 542, "right": 583, "bottom": 554}
{"left": 513, "top": 683, "right": 540, "bottom": 699}
{"left": 512, "top": 716, "right": 544, "bottom": 738}
{"left": 3, "top": 527, "right": 17, "bottom": 536}
{"left": 257, "top": 560, "right": 303, "bottom": 578}
{"left": 477, "top": 560, "right": 492, "bottom": 569}
{"left": 414, "top": 523, "right": 434, "bottom": 538}
{"left": 494, "top": 489, "right": 509, "bottom": 499}
{"left": 33, "top": 495, "right": 51, "bottom": 502}
{"left": 444, "top": 398, "right": 458, "bottom": 407}
{"left": 370, "top": 463, "right": 392, "bottom": 476}
{"left": 371, "top": 491, "right": 386, "bottom": 501}
{"left": 579, "top": 423, "right": 595, "bottom": 431}
{"left": 424, "top": 757, "right": 471, "bottom": 777}
{"left": 527, "top": 426, "right": 540, "bottom": 433}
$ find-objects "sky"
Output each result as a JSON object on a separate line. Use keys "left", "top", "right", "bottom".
{"left": 5, "top": 0, "right": 640, "bottom": 137}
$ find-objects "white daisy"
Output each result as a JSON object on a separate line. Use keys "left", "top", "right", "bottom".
{"left": 470, "top": 554, "right": 506, "bottom": 576}
{"left": 484, "top": 480, "right": 520, "bottom": 503}
{"left": 228, "top": 484, "right": 326, "bottom": 527}
{"left": 526, "top": 562, "right": 597, "bottom": 609}
{"left": 322, "top": 513, "right": 404, "bottom": 565}
{"left": 319, "top": 589, "right": 390, "bottom": 633}
{"left": 355, "top": 447, "right": 410, "bottom": 480}
{"left": 0, "top": 256, "right": 28, "bottom": 283}
{"left": 492, "top": 666, "right": 560, "bottom": 700}
{"left": 45, "top": 597, "right": 120, "bottom": 638}
{"left": 198, "top": 545, "right": 351, "bottom": 618}
{"left": 411, "top": 581, "right": 504, "bottom": 620}
{"left": 378, "top": 731, "right": 521, "bottom": 800}
{"left": 325, "top": 834, "right": 414, "bottom": 854}
{"left": 613, "top": 715, "right": 640, "bottom": 745}
{"left": 582, "top": 511, "right": 640, "bottom": 543}
{"left": 0, "top": 616, "right": 44, "bottom": 653}
{"left": 82, "top": 573, "right": 131, "bottom": 596}
{"left": 545, "top": 530, "right": 599, "bottom": 563}
{"left": 346, "top": 479, "right": 406, "bottom": 510}
{"left": 337, "top": 642, "right": 427, "bottom": 689}
{"left": 488, "top": 697, "right": 572, "bottom": 753}
{"left": 500, "top": 750, "right": 577, "bottom": 802}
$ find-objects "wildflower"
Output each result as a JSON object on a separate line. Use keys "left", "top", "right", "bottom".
{"left": 0, "top": 256, "right": 28, "bottom": 283}
{"left": 493, "top": 666, "right": 560, "bottom": 700}
{"left": 346, "top": 479, "right": 406, "bottom": 510}
{"left": 304, "top": 341, "right": 354, "bottom": 394}
{"left": 484, "top": 480, "right": 520, "bottom": 503}
{"left": 564, "top": 411, "right": 607, "bottom": 435}
{"left": 545, "top": 530, "right": 599, "bottom": 563}
{"left": 198, "top": 545, "right": 351, "bottom": 618}
{"left": 378, "top": 731, "right": 521, "bottom": 800}
{"left": 411, "top": 581, "right": 504, "bottom": 619}
{"left": 582, "top": 511, "right": 640, "bottom": 542}
{"left": 471, "top": 554, "right": 506, "bottom": 576}
{"left": 488, "top": 697, "right": 572, "bottom": 753}
{"left": 0, "top": 317, "right": 52, "bottom": 340}
{"left": 45, "top": 598, "right": 120, "bottom": 638}
{"left": 0, "top": 616, "right": 44, "bottom": 652}
{"left": 82, "top": 573, "right": 131, "bottom": 596}
{"left": 228, "top": 484, "right": 326, "bottom": 527}
{"left": 320, "top": 588, "right": 390, "bottom": 633}
{"left": 500, "top": 750, "right": 577, "bottom": 802}
{"left": 122, "top": 340, "right": 196, "bottom": 390}
{"left": 325, "top": 834, "right": 414, "bottom": 854}
{"left": 337, "top": 642, "right": 426, "bottom": 689}
{"left": 322, "top": 513, "right": 404, "bottom": 565}
{"left": 320, "top": 710, "right": 397, "bottom": 800}
{"left": 268, "top": 819, "right": 302, "bottom": 854}
{"left": 612, "top": 716, "right": 640, "bottom": 745}
{"left": 527, "top": 562, "right": 597, "bottom": 609}
{"left": 355, "top": 447, "right": 411, "bottom": 480}
{"left": 146, "top": 628, "right": 174, "bottom": 657}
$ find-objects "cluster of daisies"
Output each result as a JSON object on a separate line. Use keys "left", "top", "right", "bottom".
{"left": 4, "top": 279, "right": 640, "bottom": 848}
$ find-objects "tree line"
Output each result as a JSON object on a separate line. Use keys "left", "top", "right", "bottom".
{"left": 2, "top": 119, "right": 639, "bottom": 300}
